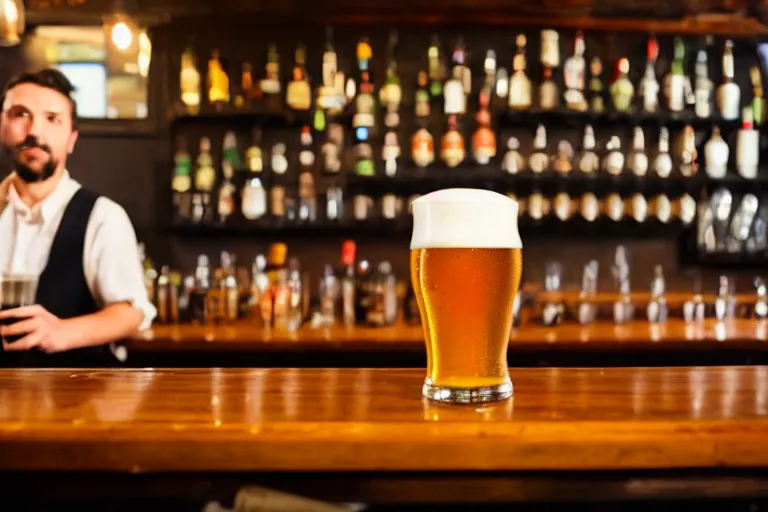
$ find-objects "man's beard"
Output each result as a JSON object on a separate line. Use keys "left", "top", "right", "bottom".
{"left": 3, "top": 135, "right": 57, "bottom": 184}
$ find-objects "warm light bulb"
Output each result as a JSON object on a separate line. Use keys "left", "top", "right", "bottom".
{"left": 111, "top": 21, "right": 132, "bottom": 51}
{"left": 4, "top": 0, "right": 17, "bottom": 24}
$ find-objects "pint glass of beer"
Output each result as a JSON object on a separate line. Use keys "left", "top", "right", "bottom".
{"left": 0, "top": 273, "right": 37, "bottom": 346}
{"left": 410, "top": 189, "right": 522, "bottom": 404}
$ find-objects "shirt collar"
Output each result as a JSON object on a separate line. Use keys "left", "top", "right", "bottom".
{"left": 7, "top": 171, "right": 80, "bottom": 225}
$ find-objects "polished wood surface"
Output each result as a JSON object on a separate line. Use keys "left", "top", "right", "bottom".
{"left": 135, "top": 319, "right": 768, "bottom": 353}
{"left": 2, "top": 366, "right": 768, "bottom": 472}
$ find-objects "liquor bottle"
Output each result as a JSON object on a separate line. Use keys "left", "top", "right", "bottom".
{"left": 578, "top": 260, "right": 599, "bottom": 325}
{"left": 190, "top": 255, "right": 211, "bottom": 323}
{"left": 630, "top": 193, "right": 648, "bottom": 223}
{"left": 714, "top": 275, "right": 736, "bottom": 322}
{"left": 640, "top": 36, "right": 660, "bottom": 113}
{"left": 627, "top": 127, "right": 648, "bottom": 177}
{"left": 353, "top": 38, "right": 376, "bottom": 129}
{"left": 380, "top": 194, "right": 399, "bottom": 220}
{"left": 540, "top": 29, "right": 560, "bottom": 66}
{"left": 611, "top": 245, "right": 633, "bottom": 324}
{"left": 704, "top": 126, "right": 729, "bottom": 179}
{"left": 321, "top": 123, "right": 344, "bottom": 175}
{"left": 652, "top": 194, "right": 672, "bottom": 223}
{"left": 652, "top": 127, "right": 673, "bottom": 178}
{"left": 580, "top": 192, "right": 599, "bottom": 222}
{"left": 412, "top": 123, "right": 435, "bottom": 168}
{"left": 380, "top": 30, "right": 402, "bottom": 128}
{"left": 539, "top": 67, "right": 559, "bottom": 111}
{"left": 717, "top": 40, "right": 741, "bottom": 121}
{"left": 751, "top": 66, "right": 765, "bottom": 126}
{"left": 326, "top": 185, "right": 344, "bottom": 222}
{"left": 736, "top": 106, "right": 760, "bottom": 179}
{"left": 603, "top": 135, "right": 624, "bottom": 176}
{"left": 647, "top": 265, "right": 668, "bottom": 324}
{"left": 261, "top": 44, "right": 282, "bottom": 111}
{"left": 605, "top": 193, "right": 624, "bottom": 221}
{"left": 541, "top": 261, "right": 565, "bottom": 326}
{"left": 179, "top": 46, "right": 201, "bottom": 115}
{"left": 298, "top": 126, "right": 317, "bottom": 222}
{"left": 340, "top": 240, "right": 357, "bottom": 328}
{"left": 444, "top": 38, "right": 469, "bottom": 115}
{"left": 353, "top": 195, "right": 373, "bottom": 221}
{"left": 354, "top": 127, "right": 375, "bottom": 176}
{"left": 678, "top": 193, "right": 697, "bottom": 226}
{"left": 216, "top": 160, "right": 236, "bottom": 224}
{"left": 610, "top": 58, "right": 634, "bottom": 112}
{"left": 427, "top": 35, "right": 445, "bottom": 100}
{"left": 415, "top": 70, "right": 431, "bottom": 119}
{"left": 677, "top": 124, "right": 697, "bottom": 177}
{"left": 244, "top": 128, "right": 263, "bottom": 174}
{"left": 222, "top": 131, "right": 241, "bottom": 170}
{"left": 472, "top": 88, "right": 495, "bottom": 165}
{"left": 665, "top": 37, "right": 691, "bottom": 113}
{"left": 286, "top": 44, "right": 311, "bottom": 111}
{"left": 553, "top": 141, "right": 573, "bottom": 174}
{"left": 755, "top": 278, "right": 768, "bottom": 320}
{"left": 508, "top": 34, "right": 532, "bottom": 111}
{"left": 172, "top": 136, "right": 193, "bottom": 222}
{"left": 502, "top": 137, "right": 524, "bottom": 174}
{"left": 484, "top": 49, "right": 497, "bottom": 92}
{"left": 694, "top": 48, "right": 713, "bottom": 118}
{"left": 207, "top": 49, "right": 230, "bottom": 110}
{"left": 216, "top": 252, "right": 240, "bottom": 323}
{"left": 382, "top": 131, "right": 401, "bottom": 177}
{"left": 234, "top": 62, "right": 257, "bottom": 109}
{"left": 577, "top": 125, "right": 600, "bottom": 174}
{"left": 589, "top": 57, "right": 605, "bottom": 113}
{"left": 241, "top": 172, "right": 266, "bottom": 221}
{"left": 528, "top": 124, "right": 549, "bottom": 173}
{"left": 554, "top": 192, "right": 572, "bottom": 221}
{"left": 194, "top": 136, "right": 216, "bottom": 197}
{"left": 440, "top": 115, "right": 465, "bottom": 168}
{"left": 270, "top": 142, "right": 288, "bottom": 176}
{"left": 563, "top": 31, "right": 587, "bottom": 111}
{"left": 318, "top": 27, "right": 346, "bottom": 115}
{"left": 155, "top": 265, "right": 171, "bottom": 324}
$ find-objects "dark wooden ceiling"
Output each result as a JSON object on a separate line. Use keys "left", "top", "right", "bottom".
{"left": 22, "top": 0, "right": 768, "bottom": 36}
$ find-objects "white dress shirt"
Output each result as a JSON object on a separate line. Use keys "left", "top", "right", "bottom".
{"left": 0, "top": 171, "right": 156, "bottom": 330}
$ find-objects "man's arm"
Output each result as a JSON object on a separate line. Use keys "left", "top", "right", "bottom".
{"left": 84, "top": 198, "right": 157, "bottom": 336}
{"left": 59, "top": 302, "right": 143, "bottom": 350}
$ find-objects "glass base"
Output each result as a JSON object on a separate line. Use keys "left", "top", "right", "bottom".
{"left": 422, "top": 377, "right": 513, "bottom": 404}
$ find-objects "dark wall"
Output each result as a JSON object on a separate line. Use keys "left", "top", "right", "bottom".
{"left": 2, "top": 21, "right": 761, "bottom": 296}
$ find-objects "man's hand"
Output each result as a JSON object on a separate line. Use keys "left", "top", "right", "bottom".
{"left": 0, "top": 305, "right": 71, "bottom": 353}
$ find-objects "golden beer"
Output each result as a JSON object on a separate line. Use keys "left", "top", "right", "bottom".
{"left": 410, "top": 189, "right": 522, "bottom": 404}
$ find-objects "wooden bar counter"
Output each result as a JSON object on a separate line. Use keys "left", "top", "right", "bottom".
{"left": 2, "top": 366, "right": 768, "bottom": 506}
{"left": 125, "top": 319, "right": 768, "bottom": 368}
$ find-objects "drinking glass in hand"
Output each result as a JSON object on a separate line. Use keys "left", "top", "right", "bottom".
{"left": 0, "top": 274, "right": 37, "bottom": 346}
{"left": 410, "top": 189, "right": 523, "bottom": 404}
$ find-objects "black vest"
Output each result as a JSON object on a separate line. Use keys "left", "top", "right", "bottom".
{"left": 5, "top": 188, "right": 116, "bottom": 368}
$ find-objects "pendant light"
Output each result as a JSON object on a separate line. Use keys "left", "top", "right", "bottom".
{"left": 104, "top": 0, "right": 138, "bottom": 53}
{"left": 0, "top": 0, "right": 25, "bottom": 47}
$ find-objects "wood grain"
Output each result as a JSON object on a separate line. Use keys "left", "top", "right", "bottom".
{"left": 1, "top": 367, "right": 768, "bottom": 472}
{"left": 135, "top": 319, "right": 768, "bottom": 353}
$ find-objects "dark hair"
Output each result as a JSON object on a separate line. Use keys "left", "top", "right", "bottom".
{"left": 1, "top": 68, "right": 78, "bottom": 129}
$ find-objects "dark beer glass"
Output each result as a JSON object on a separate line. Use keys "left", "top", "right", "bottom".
{"left": 0, "top": 274, "right": 36, "bottom": 345}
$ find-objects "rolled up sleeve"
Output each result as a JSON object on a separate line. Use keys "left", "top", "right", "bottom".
{"left": 84, "top": 198, "right": 157, "bottom": 331}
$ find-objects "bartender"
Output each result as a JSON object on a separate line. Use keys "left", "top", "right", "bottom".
{"left": 0, "top": 68, "right": 156, "bottom": 367}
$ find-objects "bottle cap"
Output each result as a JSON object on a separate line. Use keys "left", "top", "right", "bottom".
{"left": 341, "top": 240, "right": 356, "bottom": 266}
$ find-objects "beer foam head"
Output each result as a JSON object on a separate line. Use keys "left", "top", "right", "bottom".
{"left": 410, "top": 188, "right": 522, "bottom": 249}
